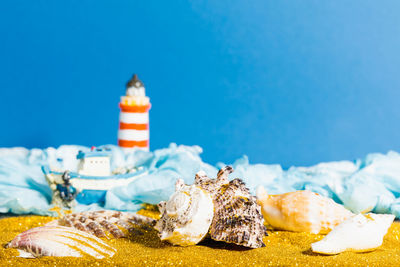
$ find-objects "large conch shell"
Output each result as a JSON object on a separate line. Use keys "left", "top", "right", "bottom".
{"left": 195, "top": 166, "right": 267, "bottom": 248}
{"left": 256, "top": 187, "right": 354, "bottom": 234}
{"left": 155, "top": 179, "right": 214, "bottom": 246}
{"left": 311, "top": 213, "right": 395, "bottom": 254}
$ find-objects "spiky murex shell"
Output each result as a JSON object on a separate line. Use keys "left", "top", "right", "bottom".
{"left": 195, "top": 166, "right": 267, "bottom": 248}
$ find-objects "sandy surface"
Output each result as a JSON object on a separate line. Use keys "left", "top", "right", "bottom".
{"left": 1, "top": 211, "right": 399, "bottom": 266}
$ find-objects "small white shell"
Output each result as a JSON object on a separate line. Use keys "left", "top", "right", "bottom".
{"left": 311, "top": 213, "right": 395, "bottom": 255}
{"left": 155, "top": 179, "right": 214, "bottom": 246}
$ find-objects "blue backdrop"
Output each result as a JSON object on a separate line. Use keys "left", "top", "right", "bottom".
{"left": 1, "top": 1, "right": 399, "bottom": 168}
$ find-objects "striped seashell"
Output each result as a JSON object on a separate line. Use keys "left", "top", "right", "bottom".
{"left": 47, "top": 210, "right": 156, "bottom": 238}
{"left": 7, "top": 226, "right": 115, "bottom": 259}
{"left": 155, "top": 179, "right": 214, "bottom": 246}
{"left": 256, "top": 187, "right": 354, "bottom": 234}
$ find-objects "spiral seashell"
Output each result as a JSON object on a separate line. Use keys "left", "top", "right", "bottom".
{"left": 195, "top": 166, "right": 268, "bottom": 248}
{"left": 155, "top": 179, "right": 214, "bottom": 246}
{"left": 311, "top": 213, "right": 395, "bottom": 254}
{"left": 256, "top": 187, "right": 354, "bottom": 234}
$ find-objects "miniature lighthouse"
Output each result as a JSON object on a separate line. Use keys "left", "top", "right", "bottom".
{"left": 118, "top": 74, "right": 151, "bottom": 152}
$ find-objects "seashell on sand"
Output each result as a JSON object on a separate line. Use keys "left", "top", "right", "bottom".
{"left": 155, "top": 179, "right": 214, "bottom": 246}
{"left": 195, "top": 166, "right": 268, "bottom": 248}
{"left": 6, "top": 226, "right": 115, "bottom": 259}
{"left": 311, "top": 213, "right": 395, "bottom": 254}
{"left": 47, "top": 210, "right": 156, "bottom": 238}
{"left": 256, "top": 187, "right": 354, "bottom": 234}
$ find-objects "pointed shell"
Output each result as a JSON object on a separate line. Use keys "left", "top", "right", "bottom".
{"left": 311, "top": 213, "right": 395, "bottom": 254}
{"left": 155, "top": 179, "right": 214, "bottom": 246}
{"left": 256, "top": 187, "right": 354, "bottom": 234}
{"left": 195, "top": 166, "right": 267, "bottom": 248}
{"left": 47, "top": 210, "right": 155, "bottom": 238}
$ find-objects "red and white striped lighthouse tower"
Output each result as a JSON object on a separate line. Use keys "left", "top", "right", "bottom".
{"left": 118, "top": 74, "right": 151, "bottom": 152}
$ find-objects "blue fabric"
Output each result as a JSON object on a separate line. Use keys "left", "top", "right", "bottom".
{"left": 1, "top": 144, "right": 400, "bottom": 218}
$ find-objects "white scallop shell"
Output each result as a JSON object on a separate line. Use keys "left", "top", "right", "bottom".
{"left": 311, "top": 213, "right": 395, "bottom": 254}
{"left": 155, "top": 179, "right": 214, "bottom": 246}
{"left": 7, "top": 226, "right": 115, "bottom": 259}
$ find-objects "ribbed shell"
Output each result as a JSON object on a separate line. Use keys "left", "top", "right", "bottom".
{"left": 47, "top": 210, "right": 156, "bottom": 238}
{"left": 257, "top": 188, "right": 354, "bottom": 234}
{"left": 7, "top": 226, "right": 115, "bottom": 259}
{"left": 195, "top": 166, "right": 267, "bottom": 248}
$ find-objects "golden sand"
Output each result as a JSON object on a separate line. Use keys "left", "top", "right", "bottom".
{"left": 1, "top": 211, "right": 399, "bottom": 266}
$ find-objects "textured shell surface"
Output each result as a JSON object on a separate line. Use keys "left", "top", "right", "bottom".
{"left": 195, "top": 166, "right": 267, "bottom": 248}
{"left": 7, "top": 226, "right": 115, "bottom": 259}
{"left": 257, "top": 187, "right": 354, "bottom": 234}
{"left": 311, "top": 213, "right": 395, "bottom": 254}
{"left": 155, "top": 179, "right": 214, "bottom": 246}
{"left": 47, "top": 210, "right": 156, "bottom": 238}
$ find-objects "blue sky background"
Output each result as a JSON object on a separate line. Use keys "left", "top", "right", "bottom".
{"left": 1, "top": 1, "right": 399, "bottom": 168}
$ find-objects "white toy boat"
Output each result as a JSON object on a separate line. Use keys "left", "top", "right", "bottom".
{"left": 42, "top": 148, "right": 147, "bottom": 205}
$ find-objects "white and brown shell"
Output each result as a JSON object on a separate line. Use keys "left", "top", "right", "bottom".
{"left": 155, "top": 179, "right": 214, "bottom": 246}
{"left": 47, "top": 210, "right": 156, "bottom": 238}
{"left": 195, "top": 166, "right": 268, "bottom": 248}
{"left": 256, "top": 187, "right": 354, "bottom": 234}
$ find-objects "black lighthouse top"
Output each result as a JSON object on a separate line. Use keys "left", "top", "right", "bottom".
{"left": 126, "top": 74, "right": 144, "bottom": 89}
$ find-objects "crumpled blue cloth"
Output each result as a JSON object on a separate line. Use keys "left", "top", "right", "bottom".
{"left": 1, "top": 144, "right": 400, "bottom": 218}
